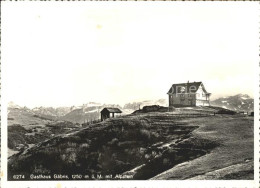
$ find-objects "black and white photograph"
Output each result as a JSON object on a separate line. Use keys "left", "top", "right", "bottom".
{"left": 1, "top": 1, "right": 259, "bottom": 188}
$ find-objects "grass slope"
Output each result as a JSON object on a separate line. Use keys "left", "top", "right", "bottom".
{"left": 8, "top": 108, "right": 53, "bottom": 127}
{"left": 8, "top": 108, "right": 80, "bottom": 153}
{"left": 151, "top": 114, "right": 253, "bottom": 180}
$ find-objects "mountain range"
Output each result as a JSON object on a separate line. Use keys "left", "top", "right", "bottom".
{"left": 8, "top": 94, "right": 253, "bottom": 126}
{"left": 8, "top": 99, "right": 168, "bottom": 125}
{"left": 211, "top": 94, "right": 253, "bottom": 112}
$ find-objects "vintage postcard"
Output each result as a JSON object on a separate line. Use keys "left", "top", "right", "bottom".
{"left": 1, "top": 1, "right": 259, "bottom": 188}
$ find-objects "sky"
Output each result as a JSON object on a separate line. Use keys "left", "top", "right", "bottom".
{"left": 2, "top": 2, "right": 259, "bottom": 108}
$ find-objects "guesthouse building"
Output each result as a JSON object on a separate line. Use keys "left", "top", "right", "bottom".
{"left": 167, "top": 81, "right": 211, "bottom": 107}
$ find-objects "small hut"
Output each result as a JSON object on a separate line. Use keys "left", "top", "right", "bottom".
{"left": 101, "top": 108, "right": 122, "bottom": 121}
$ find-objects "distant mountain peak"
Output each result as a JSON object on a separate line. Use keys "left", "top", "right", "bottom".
{"left": 8, "top": 101, "right": 22, "bottom": 109}
{"left": 211, "top": 94, "right": 253, "bottom": 112}
{"left": 235, "top": 94, "right": 251, "bottom": 99}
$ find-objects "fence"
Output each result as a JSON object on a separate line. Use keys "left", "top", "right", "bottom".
{"left": 81, "top": 115, "right": 122, "bottom": 127}
{"left": 166, "top": 112, "right": 215, "bottom": 118}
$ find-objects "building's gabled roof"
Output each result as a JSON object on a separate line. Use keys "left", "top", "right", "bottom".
{"left": 167, "top": 81, "right": 210, "bottom": 94}
{"left": 101, "top": 107, "right": 122, "bottom": 113}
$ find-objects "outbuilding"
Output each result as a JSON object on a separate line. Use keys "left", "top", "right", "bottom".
{"left": 100, "top": 108, "right": 122, "bottom": 121}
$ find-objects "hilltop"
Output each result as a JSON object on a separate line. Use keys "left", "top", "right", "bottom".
{"left": 8, "top": 107, "right": 253, "bottom": 180}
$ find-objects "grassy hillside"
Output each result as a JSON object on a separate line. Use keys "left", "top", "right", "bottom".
{"left": 8, "top": 108, "right": 54, "bottom": 127}
{"left": 152, "top": 114, "right": 253, "bottom": 180}
{"left": 8, "top": 121, "right": 79, "bottom": 152}
{"left": 8, "top": 107, "right": 80, "bottom": 154}
{"left": 8, "top": 108, "right": 253, "bottom": 180}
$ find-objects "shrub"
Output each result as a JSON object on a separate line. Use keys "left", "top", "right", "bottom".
{"left": 140, "top": 129, "right": 151, "bottom": 140}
